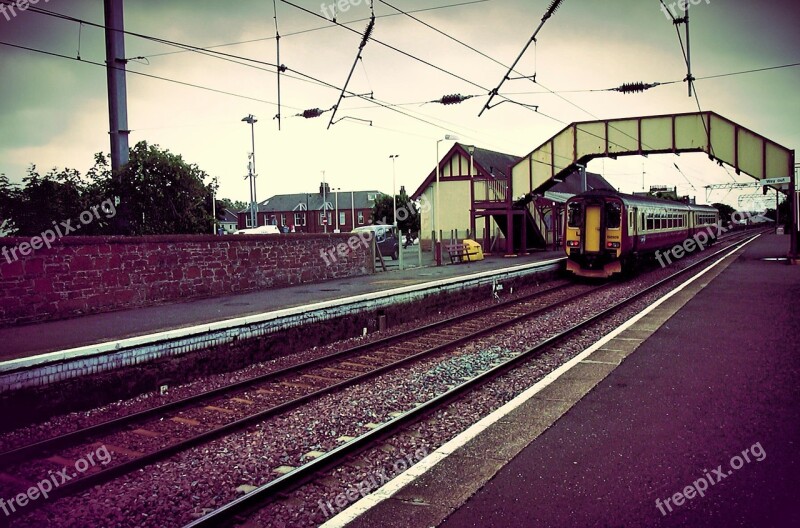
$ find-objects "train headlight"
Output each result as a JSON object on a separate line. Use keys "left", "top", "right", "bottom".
{"left": 606, "top": 242, "right": 620, "bottom": 249}
{"left": 567, "top": 240, "right": 580, "bottom": 248}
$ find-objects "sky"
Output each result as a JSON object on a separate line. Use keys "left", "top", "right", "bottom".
{"left": 1, "top": 0, "right": 798, "bottom": 211}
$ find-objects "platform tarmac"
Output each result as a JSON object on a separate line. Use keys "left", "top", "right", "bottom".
{"left": 0, "top": 249, "right": 563, "bottom": 363}
{"left": 337, "top": 233, "right": 800, "bottom": 528}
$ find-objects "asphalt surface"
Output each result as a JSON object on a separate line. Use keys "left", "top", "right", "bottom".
{"left": 0, "top": 250, "right": 562, "bottom": 361}
{"left": 438, "top": 234, "right": 799, "bottom": 527}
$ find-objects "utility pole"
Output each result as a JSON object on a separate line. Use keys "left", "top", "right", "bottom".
{"left": 104, "top": 0, "right": 129, "bottom": 172}
{"left": 242, "top": 114, "right": 258, "bottom": 227}
{"left": 104, "top": 0, "right": 130, "bottom": 232}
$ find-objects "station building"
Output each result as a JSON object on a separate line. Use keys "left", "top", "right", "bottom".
{"left": 411, "top": 143, "right": 612, "bottom": 254}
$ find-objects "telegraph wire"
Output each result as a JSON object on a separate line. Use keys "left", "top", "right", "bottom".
{"left": 0, "top": 40, "right": 290, "bottom": 109}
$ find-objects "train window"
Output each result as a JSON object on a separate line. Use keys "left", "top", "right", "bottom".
{"left": 605, "top": 202, "right": 621, "bottom": 229}
{"left": 646, "top": 215, "right": 653, "bottom": 230}
{"left": 568, "top": 202, "right": 583, "bottom": 227}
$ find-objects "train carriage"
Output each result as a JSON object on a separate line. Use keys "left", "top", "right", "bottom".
{"left": 564, "top": 190, "right": 719, "bottom": 278}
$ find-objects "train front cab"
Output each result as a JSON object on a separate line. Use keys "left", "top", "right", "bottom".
{"left": 565, "top": 196, "right": 624, "bottom": 278}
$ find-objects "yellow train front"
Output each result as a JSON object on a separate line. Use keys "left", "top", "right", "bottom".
{"left": 564, "top": 191, "right": 624, "bottom": 278}
{"left": 564, "top": 190, "right": 719, "bottom": 279}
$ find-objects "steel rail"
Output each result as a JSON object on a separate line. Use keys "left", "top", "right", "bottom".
{"left": 2, "top": 283, "right": 609, "bottom": 510}
{"left": 183, "top": 233, "right": 760, "bottom": 528}
{"left": 0, "top": 280, "right": 572, "bottom": 467}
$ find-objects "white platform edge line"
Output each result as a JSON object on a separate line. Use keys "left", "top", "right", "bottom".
{"left": 0, "top": 258, "right": 564, "bottom": 373}
{"left": 318, "top": 238, "right": 755, "bottom": 528}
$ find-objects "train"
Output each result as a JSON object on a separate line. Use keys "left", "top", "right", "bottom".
{"left": 564, "top": 190, "right": 720, "bottom": 278}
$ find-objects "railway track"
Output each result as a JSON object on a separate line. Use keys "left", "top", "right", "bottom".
{"left": 0, "top": 279, "right": 611, "bottom": 511}
{"left": 0, "top": 229, "right": 765, "bottom": 525}
{"left": 183, "top": 232, "right": 763, "bottom": 528}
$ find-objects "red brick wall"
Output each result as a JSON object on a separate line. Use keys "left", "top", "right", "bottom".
{"left": 0, "top": 234, "right": 372, "bottom": 327}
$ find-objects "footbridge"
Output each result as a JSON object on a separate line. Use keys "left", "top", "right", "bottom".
{"left": 509, "top": 111, "right": 798, "bottom": 259}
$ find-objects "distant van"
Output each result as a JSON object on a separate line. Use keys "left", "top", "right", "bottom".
{"left": 234, "top": 225, "right": 281, "bottom": 235}
{"left": 351, "top": 225, "right": 400, "bottom": 260}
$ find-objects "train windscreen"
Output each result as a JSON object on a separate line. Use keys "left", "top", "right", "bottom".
{"left": 605, "top": 202, "right": 621, "bottom": 229}
{"left": 568, "top": 202, "right": 582, "bottom": 227}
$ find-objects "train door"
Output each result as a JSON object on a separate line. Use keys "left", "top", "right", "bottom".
{"left": 585, "top": 205, "right": 602, "bottom": 252}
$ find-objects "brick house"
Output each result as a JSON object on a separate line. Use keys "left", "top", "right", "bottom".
{"left": 237, "top": 183, "right": 384, "bottom": 233}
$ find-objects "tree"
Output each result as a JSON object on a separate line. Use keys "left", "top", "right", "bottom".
{"left": 371, "top": 190, "right": 420, "bottom": 236}
{"left": 9, "top": 166, "right": 104, "bottom": 236}
{"left": 711, "top": 203, "right": 736, "bottom": 225}
{"left": 99, "top": 141, "right": 214, "bottom": 235}
{"left": 219, "top": 198, "right": 248, "bottom": 213}
{"left": 0, "top": 174, "right": 20, "bottom": 235}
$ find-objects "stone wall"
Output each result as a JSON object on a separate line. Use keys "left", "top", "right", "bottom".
{"left": 0, "top": 234, "right": 372, "bottom": 326}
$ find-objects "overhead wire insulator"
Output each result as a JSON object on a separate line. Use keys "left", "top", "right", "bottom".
{"left": 612, "top": 82, "right": 661, "bottom": 94}
{"left": 437, "top": 93, "right": 473, "bottom": 105}
{"left": 299, "top": 108, "right": 325, "bottom": 119}
{"left": 359, "top": 16, "right": 376, "bottom": 50}
{"left": 542, "top": 0, "right": 564, "bottom": 21}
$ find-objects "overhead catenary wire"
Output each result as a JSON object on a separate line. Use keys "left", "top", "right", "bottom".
{"left": 273, "top": 0, "right": 283, "bottom": 131}
{"left": 0, "top": 1, "right": 483, "bottom": 140}
{"left": 278, "top": 0, "right": 542, "bottom": 119}
{"left": 141, "top": 0, "right": 491, "bottom": 59}
{"left": 479, "top": 0, "right": 566, "bottom": 117}
{"left": 0, "top": 40, "right": 290, "bottom": 109}
{"left": 657, "top": 0, "right": 736, "bottom": 183}
{"left": 327, "top": 5, "right": 376, "bottom": 129}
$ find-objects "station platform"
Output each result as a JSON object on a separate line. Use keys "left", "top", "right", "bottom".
{"left": 336, "top": 233, "right": 800, "bottom": 527}
{"left": 0, "top": 250, "right": 563, "bottom": 363}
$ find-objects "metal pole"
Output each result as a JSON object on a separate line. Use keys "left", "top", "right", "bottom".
{"left": 686, "top": 3, "right": 693, "bottom": 97}
{"left": 211, "top": 180, "right": 216, "bottom": 234}
{"left": 390, "top": 155, "right": 399, "bottom": 231}
{"left": 250, "top": 119, "right": 257, "bottom": 207}
{"left": 242, "top": 115, "right": 258, "bottom": 228}
{"left": 351, "top": 190, "right": 355, "bottom": 230}
{"left": 335, "top": 188, "right": 339, "bottom": 232}
{"left": 391, "top": 155, "right": 402, "bottom": 270}
{"left": 104, "top": 0, "right": 129, "bottom": 173}
{"left": 435, "top": 141, "right": 441, "bottom": 266}
{"left": 104, "top": 0, "right": 129, "bottom": 233}
{"left": 322, "top": 170, "right": 327, "bottom": 233}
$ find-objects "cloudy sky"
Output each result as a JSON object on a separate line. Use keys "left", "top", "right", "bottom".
{"left": 1, "top": 0, "right": 798, "bottom": 210}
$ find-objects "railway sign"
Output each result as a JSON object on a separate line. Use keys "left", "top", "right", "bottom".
{"left": 761, "top": 177, "right": 790, "bottom": 186}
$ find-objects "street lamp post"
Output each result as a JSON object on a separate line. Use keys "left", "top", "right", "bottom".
{"left": 334, "top": 187, "right": 340, "bottom": 232}
{"left": 390, "top": 154, "right": 400, "bottom": 269}
{"left": 464, "top": 145, "right": 475, "bottom": 238}
{"left": 322, "top": 170, "right": 327, "bottom": 233}
{"left": 242, "top": 114, "right": 258, "bottom": 227}
{"left": 390, "top": 154, "right": 399, "bottom": 230}
{"left": 211, "top": 176, "right": 218, "bottom": 235}
{"left": 435, "top": 134, "right": 458, "bottom": 265}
